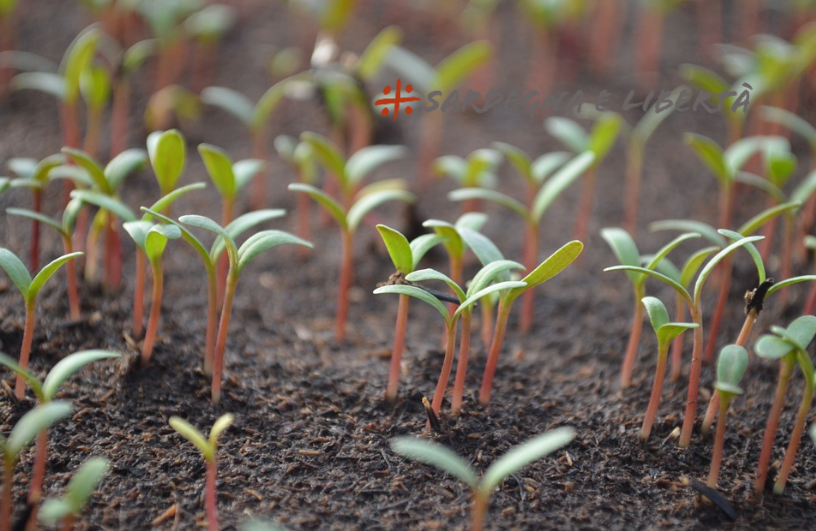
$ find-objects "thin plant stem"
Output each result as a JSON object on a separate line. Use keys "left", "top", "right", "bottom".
{"left": 479, "top": 301, "right": 511, "bottom": 405}
{"left": 429, "top": 321, "right": 458, "bottom": 421}
{"left": 133, "top": 250, "right": 146, "bottom": 337}
{"left": 296, "top": 169, "right": 312, "bottom": 259}
{"left": 589, "top": 0, "right": 621, "bottom": 74}
{"left": 84, "top": 219, "right": 102, "bottom": 282}
{"left": 623, "top": 142, "right": 643, "bottom": 236}
{"left": 140, "top": 262, "right": 164, "bottom": 366}
{"left": 573, "top": 166, "right": 596, "bottom": 246}
{"left": 63, "top": 237, "right": 80, "bottom": 321}
{"left": 621, "top": 288, "right": 645, "bottom": 388}
{"left": 15, "top": 302, "right": 35, "bottom": 400}
{"left": 206, "top": 457, "right": 218, "bottom": 531}
{"left": 640, "top": 345, "right": 668, "bottom": 440}
{"left": 755, "top": 358, "right": 795, "bottom": 494}
{"left": 452, "top": 312, "right": 472, "bottom": 415}
{"left": 204, "top": 267, "right": 218, "bottom": 376}
{"left": 30, "top": 188, "right": 42, "bottom": 271}
{"left": 774, "top": 383, "right": 813, "bottom": 494}
{"left": 804, "top": 255, "right": 816, "bottom": 314}
{"left": 704, "top": 255, "right": 733, "bottom": 364}
{"left": 336, "top": 229, "right": 353, "bottom": 341}
{"left": 83, "top": 107, "right": 102, "bottom": 158}
{"left": 670, "top": 295, "right": 685, "bottom": 381}
{"left": 480, "top": 298, "right": 493, "bottom": 350}
{"left": 679, "top": 305, "right": 703, "bottom": 448}
{"left": 110, "top": 81, "right": 129, "bottom": 158}
{"left": 386, "top": 294, "right": 410, "bottom": 402}
{"left": 216, "top": 199, "right": 234, "bottom": 305}
{"left": 212, "top": 275, "right": 237, "bottom": 403}
{"left": 471, "top": 492, "right": 488, "bottom": 531}
{"left": 707, "top": 399, "right": 730, "bottom": 488}
{"left": 519, "top": 222, "right": 539, "bottom": 333}
{"left": 250, "top": 128, "right": 267, "bottom": 211}
{"left": 59, "top": 101, "right": 80, "bottom": 206}
{"left": 27, "top": 429, "right": 47, "bottom": 504}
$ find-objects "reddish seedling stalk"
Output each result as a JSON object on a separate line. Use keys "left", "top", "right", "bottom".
{"left": 133, "top": 251, "right": 146, "bottom": 337}
{"left": 110, "top": 80, "right": 130, "bottom": 158}
{"left": 386, "top": 294, "right": 410, "bottom": 401}
{"left": 635, "top": 4, "right": 665, "bottom": 90}
{"left": 623, "top": 143, "right": 643, "bottom": 235}
{"left": 17, "top": 302, "right": 35, "bottom": 400}
{"left": 755, "top": 359, "right": 794, "bottom": 494}
{"left": 519, "top": 224, "right": 539, "bottom": 333}
{"left": 480, "top": 301, "right": 511, "bottom": 405}
{"left": 336, "top": 229, "right": 353, "bottom": 341}
{"left": 589, "top": 0, "right": 622, "bottom": 75}
{"left": 30, "top": 188, "right": 42, "bottom": 270}
{"left": 670, "top": 297, "right": 686, "bottom": 381}
{"left": 707, "top": 345, "right": 748, "bottom": 488}
{"left": 573, "top": 166, "right": 596, "bottom": 246}
{"left": 451, "top": 312, "right": 473, "bottom": 416}
{"left": 621, "top": 290, "right": 645, "bottom": 388}
{"left": 140, "top": 259, "right": 165, "bottom": 366}
{"left": 212, "top": 275, "right": 237, "bottom": 402}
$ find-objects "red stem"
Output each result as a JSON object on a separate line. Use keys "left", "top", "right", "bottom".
{"left": 336, "top": 230, "right": 353, "bottom": 341}
{"left": 216, "top": 200, "right": 234, "bottom": 306}
{"left": 635, "top": 6, "right": 664, "bottom": 90}
{"left": 526, "top": 30, "right": 554, "bottom": 103}
{"left": 479, "top": 302, "right": 511, "bottom": 405}
{"left": 203, "top": 268, "right": 217, "bottom": 376}
{"left": 140, "top": 263, "right": 164, "bottom": 366}
{"left": 251, "top": 129, "right": 267, "bottom": 211}
{"left": 429, "top": 321, "right": 458, "bottom": 425}
{"left": 451, "top": 312, "right": 472, "bottom": 415}
{"left": 774, "top": 384, "right": 813, "bottom": 494}
{"left": 640, "top": 345, "right": 668, "bottom": 440}
{"left": 60, "top": 101, "right": 80, "bottom": 206}
{"left": 754, "top": 358, "right": 794, "bottom": 494}
{"left": 471, "top": 492, "right": 488, "bottom": 531}
{"left": 480, "top": 298, "right": 493, "bottom": 350}
{"left": 573, "top": 166, "right": 596, "bottom": 247}
{"left": 30, "top": 188, "right": 42, "bottom": 271}
{"left": 620, "top": 292, "right": 644, "bottom": 389}
{"left": 704, "top": 255, "right": 733, "bottom": 364}
{"left": 63, "top": 237, "right": 80, "bottom": 321}
{"left": 519, "top": 223, "right": 539, "bottom": 334}
{"left": 386, "top": 294, "right": 410, "bottom": 402}
{"left": 206, "top": 458, "right": 218, "bottom": 531}
{"left": 15, "top": 302, "right": 35, "bottom": 400}
{"left": 670, "top": 295, "right": 685, "bottom": 381}
{"left": 83, "top": 107, "right": 102, "bottom": 159}
{"left": 623, "top": 143, "right": 643, "bottom": 237}
{"left": 707, "top": 399, "right": 730, "bottom": 488}
{"left": 110, "top": 81, "right": 130, "bottom": 158}
{"left": 212, "top": 274, "right": 237, "bottom": 404}
{"left": 589, "top": 0, "right": 621, "bottom": 74}
{"left": 133, "top": 251, "right": 146, "bottom": 337}
{"left": 296, "top": 176, "right": 312, "bottom": 259}
{"left": 679, "top": 305, "right": 703, "bottom": 448}
{"left": 778, "top": 216, "right": 793, "bottom": 307}
{"left": 28, "top": 429, "right": 47, "bottom": 504}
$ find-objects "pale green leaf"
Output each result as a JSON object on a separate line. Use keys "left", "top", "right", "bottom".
{"left": 507, "top": 241, "right": 583, "bottom": 303}
{"left": 693, "top": 236, "right": 764, "bottom": 302}
{"left": 544, "top": 117, "right": 588, "bottom": 153}
{"left": 6, "top": 208, "right": 66, "bottom": 237}
{"left": 208, "top": 413, "right": 234, "bottom": 448}
{"left": 11, "top": 72, "right": 66, "bottom": 100}
{"left": 0, "top": 353, "right": 42, "bottom": 400}
{"left": 169, "top": 416, "right": 213, "bottom": 461}
{"left": 409, "top": 234, "right": 446, "bottom": 269}
{"left": 198, "top": 143, "right": 235, "bottom": 200}
{"left": 434, "top": 40, "right": 492, "bottom": 93}
{"left": 376, "top": 224, "right": 413, "bottom": 275}
{"left": 104, "top": 149, "right": 147, "bottom": 191}
{"left": 679, "top": 246, "right": 720, "bottom": 288}
{"left": 62, "top": 457, "right": 108, "bottom": 515}
{"left": 346, "top": 145, "right": 406, "bottom": 186}
{"left": 148, "top": 130, "right": 186, "bottom": 195}
{"left": 532, "top": 152, "right": 595, "bottom": 221}
{"left": 587, "top": 113, "right": 622, "bottom": 163}
{"left": 236, "top": 230, "right": 312, "bottom": 273}
{"left": 649, "top": 219, "right": 724, "bottom": 247}
{"left": 390, "top": 437, "right": 478, "bottom": 488}
{"left": 715, "top": 345, "right": 748, "bottom": 396}
{"left": 233, "top": 159, "right": 264, "bottom": 193}
{"left": 449, "top": 188, "right": 529, "bottom": 221}
{"left": 467, "top": 260, "right": 526, "bottom": 297}
{"left": 766, "top": 275, "right": 816, "bottom": 298}
{"left": 531, "top": 152, "right": 571, "bottom": 184}
{"left": 738, "top": 201, "right": 800, "bottom": 236}
{"left": 405, "top": 268, "right": 465, "bottom": 302}
{"left": 179, "top": 215, "right": 238, "bottom": 268}
{"left": 357, "top": 26, "right": 403, "bottom": 81}
{"left": 42, "top": 350, "right": 120, "bottom": 401}
{"left": 29, "top": 252, "right": 83, "bottom": 302}
{"left": 300, "top": 132, "right": 346, "bottom": 182}
{"left": 454, "top": 280, "right": 526, "bottom": 319}
{"left": 600, "top": 227, "right": 640, "bottom": 284}
{"left": 6, "top": 401, "right": 72, "bottom": 460}
{"left": 71, "top": 190, "right": 136, "bottom": 222}
{"left": 62, "top": 28, "right": 100, "bottom": 103}
{"left": 685, "top": 133, "right": 730, "bottom": 183}
{"left": 288, "top": 183, "right": 347, "bottom": 230}
{"left": 201, "top": 86, "right": 253, "bottom": 127}
{"left": 373, "top": 285, "right": 450, "bottom": 325}
{"left": 347, "top": 190, "right": 414, "bottom": 232}
{"left": 62, "top": 148, "right": 110, "bottom": 194}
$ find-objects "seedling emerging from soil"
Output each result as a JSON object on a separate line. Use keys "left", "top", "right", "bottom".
{"left": 432, "top": 149, "right": 502, "bottom": 212}
{"left": 275, "top": 135, "right": 317, "bottom": 252}
{"left": 107, "top": 38, "right": 156, "bottom": 157}
{"left": 0, "top": 249, "right": 83, "bottom": 399}
{"left": 450, "top": 151, "right": 595, "bottom": 332}
{"left": 639, "top": 296, "right": 698, "bottom": 440}
{"left": 707, "top": 345, "right": 748, "bottom": 489}
{"left": 143, "top": 207, "right": 285, "bottom": 375}
{"left": 39, "top": 457, "right": 109, "bottom": 531}
{"left": 0, "top": 401, "right": 73, "bottom": 531}
{"left": 754, "top": 315, "right": 816, "bottom": 495}
{"left": 544, "top": 114, "right": 622, "bottom": 243}
{"left": 0, "top": 350, "right": 119, "bottom": 507}
{"left": 180, "top": 214, "right": 311, "bottom": 403}
{"left": 391, "top": 427, "right": 575, "bottom": 531}
{"left": 169, "top": 414, "right": 233, "bottom": 531}
{"left": 147, "top": 129, "right": 186, "bottom": 203}
{"left": 288, "top": 179, "right": 412, "bottom": 342}
{"left": 376, "top": 224, "right": 446, "bottom": 402}
{"left": 122, "top": 221, "right": 181, "bottom": 366}
{"left": 601, "top": 229, "right": 700, "bottom": 388}
{"left": 605, "top": 233, "right": 765, "bottom": 447}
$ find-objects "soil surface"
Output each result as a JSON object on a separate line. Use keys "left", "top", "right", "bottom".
{"left": 1, "top": 1, "right": 816, "bottom": 530}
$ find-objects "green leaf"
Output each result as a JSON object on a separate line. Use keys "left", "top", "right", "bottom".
{"left": 715, "top": 345, "right": 748, "bottom": 396}
{"left": 531, "top": 152, "right": 571, "bottom": 184}
{"left": 792, "top": 170, "right": 816, "bottom": 205}
{"left": 433, "top": 40, "right": 492, "bottom": 93}
{"left": 507, "top": 241, "right": 583, "bottom": 303}
{"left": 587, "top": 113, "right": 622, "bottom": 163}
{"left": 433, "top": 156, "right": 467, "bottom": 182}
{"left": 384, "top": 46, "right": 435, "bottom": 94}
{"left": 170, "top": 416, "right": 213, "bottom": 461}
{"left": 424, "top": 220, "right": 464, "bottom": 258}
{"left": 693, "top": 236, "right": 765, "bottom": 303}
{"left": 237, "top": 230, "right": 312, "bottom": 273}
{"left": 531, "top": 152, "right": 595, "bottom": 221}
{"left": 122, "top": 39, "right": 156, "bottom": 76}
{"left": 723, "top": 136, "right": 767, "bottom": 175}
{"left": 80, "top": 65, "right": 111, "bottom": 110}
{"left": 288, "top": 183, "right": 347, "bottom": 230}
{"left": 641, "top": 296, "right": 670, "bottom": 334}
{"left": 6, "top": 401, "right": 72, "bottom": 460}
{"left": 455, "top": 212, "right": 488, "bottom": 232}
{"left": 449, "top": 188, "right": 529, "bottom": 221}
{"left": 62, "top": 28, "right": 99, "bottom": 104}
{"left": 766, "top": 275, "right": 816, "bottom": 299}
{"left": 679, "top": 246, "right": 720, "bottom": 288}
{"left": 633, "top": 86, "right": 686, "bottom": 145}
{"left": 143, "top": 224, "right": 179, "bottom": 264}
{"left": 377, "top": 225, "right": 413, "bottom": 274}
{"left": 735, "top": 171, "right": 786, "bottom": 203}
{"left": 481, "top": 427, "right": 576, "bottom": 493}
{"left": 642, "top": 233, "right": 701, "bottom": 285}
{"left": 180, "top": 214, "right": 238, "bottom": 268}
{"left": 208, "top": 413, "right": 234, "bottom": 449}
{"left": 38, "top": 499, "right": 73, "bottom": 525}
{"left": 405, "top": 268, "right": 466, "bottom": 302}
{"left": 104, "top": 149, "right": 147, "bottom": 191}
{"left": 345, "top": 145, "right": 407, "bottom": 186}
{"left": 685, "top": 133, "right": 730, "bottom": 184}
{"left": 140, "top": 207, "right": 211, "bottom": 269}
{"left": 42, "top": 350, "right": 120, "bottom": 401}
{"left": 716, "top": 229, "right": 765, "bottom": 285}
{"left": 680, "top": 64, "right": 730, "bottom": 100}
{"left": 28, "top": 252, "right": 83, "bottom": 302}
{"left": 0, "top": 353, "right": 42, "bottom": 400}
{"left": 71, "top": 190, "right": 136, "bottom": 222}
{"left": 62, "top": 147, "right": 110, "bottom": 194}
{"left": 649, "top": 219, "right": 725, "bottom": 247}
{"left": 492, "top": 142, "right": 532, "bottom": 183}
{"left": 233, "top": 159, "right": 264, "bottom": 193}
{"left": 148, "top": 129, "right": 186, "bottom": 195}
{"left": 373, "top": 285, "right": 450, "bottom": 325}
{"left": 347, "top": 189, "right": 414, "bottom": 232}
{"left": 300, "top": 132, "right": 346, "bottom": 183}
{"left": 62, "top": 457, "right": 108, "bottom": 515}
{"left": 780, "top": 316, "right": 816, "bottom": 352}
{"left": 201, "top": 86, "right": 253, "bottom": 127}
{"left": 198, "top": 143, "right": 236, "bottom": 200}
{"left": 390, "top": 437, "right": 478, "bottom": 489}
{"left": 206, "top": 209, "right": 286, "bottom": 262}
{"left": 32, "top": 154, "right": 66, "bottom": 184}
{"left": 357, "top": 26, "right": 403, "bottom": 81}
{"left": 252, "top": 76, "right": 298, "bottom": 130}
{"left": 544, "top": 118, "right": 588, "bottom": 153}
{"left": 739, "top": 201, "right": 801, "bottom": 236}
{"left": 122, "top": 220, "right": 152, "bottom": 253}
{"left": 6, "top": 208, "right": 66, "bottom": 237}
{"left": 454, "top": 280, "right": 526, "bottom": 320}
{"left": 467, "top": 260, "right": 526, "bottom": 297}
{"left": 762, "top": 106, "right": 816, "bottom": 145}
{"left": 755, "top": 335, "right": 796, "bottom": 360}
{"left": 658, "top": 322, "right": 699, "bottom": 348}
{"left": 11, "top": 72, "right": 66, "bottom": 100}
{"left": 409, "top": 234, "right": 446, "bottom": 269}
{"left": 458, "top": 227, "right": 505, "bottom": 268}
{"left": 605, "top": 265, "right": 692, "bottom": 305}
{"left": 600, "top": 227, "right": 640, "bottom": 284}
{"left": 145, "top": 182, "right": 207, "bottom": 219}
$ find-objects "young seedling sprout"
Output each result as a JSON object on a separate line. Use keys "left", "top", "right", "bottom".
{"left": 0, "top": 350, "right": 119, "bottom": 508}
{"left": 605, "top": 233, "right": 765, "bottom": 447}
{"left": 78, "top": 61, "right": 111, "bottom": 158}
{"left": 147, "top": 129, "right": 187, "bottom": 208}
{"left": 754, "top": 315, "right": 816, "bottom": 495}
{"left": 184, "top": 4, "right": 236, "bottom": 92}
{"left": 142, "top": 207, "right": 285, "bottom": 375}
{"left": 449, "top": 151, "right": 595, "bottom": 333}
{"left": 39, "top": 457, "right": 109, "bottom": 531}
{"left": 376, "top": 224, "right": 446, "bottom": 402}
{"left": 544, "top": 113, "right": 622, "bottom": 244}
{"left": 0, "top": 249, "right": 83, "bottom": 399}
{"left": 706, "top": 344, "right": 748, "bottom": 489}
{"left": 390, "top": 427, "right": 575, "bottom": 531}
{"left": 169, "top": 414, "right": 233, "bottom": 531}
{"left": 275, "top": 135, "right": 317, "bottom": 252}
{"left": 179, "top": 214, "right": 311, "bottom": 403}
{"left": 1, "top": 401, "right": 73, "bottom": 531}
{"left": 639, "top": 296, "right": 698, "bottom": 440}
{"left": 432, "top": 148, "right": 502, "bottom": 214}
{"left": 107, "top": 38, "right": 156, "bottom": 157}
{"left": 601, "top": 228, "right": 700, "bottom": 388}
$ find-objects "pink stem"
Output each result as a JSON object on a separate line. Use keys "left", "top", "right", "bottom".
{"left": 479, "top": 302, "right": 511, "bottom": 405}
{"left": 640, "top": 345, "right": 668, "bottom": 440}
{"left": 206, "top": 458, "right": 218, "bottom": 531}
{"left": 212, "top": 275, "right": 237, "bottom": 404}
{"left": 451, "top": 312, "right": 472, "bottom": 415}
{"left": 336, "top": 230, "right": 353, "bottom": 341}
{"left": 679, "top": 305, "right": 703, "bottom": 448}
{"left": 621, "top": 293, "right": 644, "bottom": 389}
{"left": 386, "top": 294, "right": 410, "bottom": 402}
{"left": 15, "top": 302, "right": 35, "bottom": 400}
{"left": 755, "top": 358, "right": 794, "bottom": 494}
{"left": 140, "top": 263, "right": 164, "bottom": 366}
{"left": 707, "top": 399, "right": 729, "bottom": 488}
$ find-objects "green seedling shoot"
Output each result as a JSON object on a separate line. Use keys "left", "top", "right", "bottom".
{"left": 184, "top": 4, "right": 236, "bottom": 92}
{"left": 601, "top": 228, "right": 700, "bottom": 388}
{"left": 450, "top": 151, "right": 595, "bottom": 333}
{"left": 180, "top": 214, "right": 311, "bottom": 403}
{"left": 288, "top": 179, "right": 413, "bottom": 342}
{"left": 375, "top": 224, "right": 446, "bottom": 402}
{"left": 754, "top": 315, "right": 816, "bottom": 495}
{"left": 707, "top": 345, "right": 748, "bottom": 489}
{"left": 391, "top": 427, "right": 575, "bottom": 531}
{"left": 639, "top": 296, "right": 698, "bottom": 440}
{"left": 605, "top": 232, "right": 765, "bottom": 447}
{"left": 544, "top": 113, "right": 622, "bottom": 244}
{"left": 275, "top": 135, "right": 317, "bottom": 252}
{"left": 432, "top": 148, "right": 502, "bottom": 213}
{"left": 142, "top": 207, "right": 285, "bottom": 375}
{"left": 805, "top": 235, "right": 816, "bottom": 314}
{"left": 39, "top": 457, "right": 109, "bottom": 531}
{"left": 0, "top": 248, "right": 83, "bottom": 399}
{"left": 78, "top": 61, "right": 111, "bottom": 157}
{"left": 0, "top": 401, "right": 73, "bottom": 531}
{"left": 147, "top": 129, "right": 187, "bottom": 203}
{"left": 169, "top": 414, "right": 233, "bottom": 531}
{"left": 123, "top": 221, "right": 181, "bottom": 366}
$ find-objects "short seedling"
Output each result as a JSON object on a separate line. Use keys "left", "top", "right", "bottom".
{"left": 391, "top": 427, "right": 575, "bottom": 531}
{"left": 169, "top": 414, "right": 233, "bottom": 531}
{"left": 0, "top": 401, "right": 73, "bottom": 531}
{"left": 432, "top": 148, "right": 502, "bottom": 213}
{"left": 275, "top": 135, "right": 317, "bottom": 250}
{"left": 754, "top": 315, "right": 816, "bottom": 495}
{"left": 39, "top": 457, "right": 109, "bottom": 531}
{"left": 108, "top": 38, "right": 156, "bottom": 157}
{"left": 180, "top": 214, "right": 312, "bottom": 403}
{"left": 639, "top": 296, "right": 698, "bottom": 440}
{"left": 79, "top": 62, "right": 111, "bottom": 157}
{"left": 0, "top": 248, "right": 83, "bottom": 399}
{"left": 707, "top": 345, "right": 748, "bottom": 489}
{"left": 375, "top": 224, "right": 446, "bottom": 402}
{"left": 147, "top": 129, "right": 187, "bottom": 205}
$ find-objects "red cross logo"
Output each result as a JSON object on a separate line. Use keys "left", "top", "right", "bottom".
{"left": 375, "top": 79, "right": 421, "bottom": 121}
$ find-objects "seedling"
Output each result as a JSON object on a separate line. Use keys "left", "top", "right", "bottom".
{"left": 142, "top": 207, "right": 285, "bottom": 375}
{"left": 544, "top": 114, "right": 622, "bottom": 243}
{"left": 754, "top": 315, "right": 816, "bottom": 495}
{"left": 639, "top": 296, "right": 698, "bottom": 440}
{"left": 0, "top": 350, "right": 119, "bottom": 513}
{"left": 79, "top": 61, "right": 111, "bottom": 157}
{"left": 0, "top": 401, "right": 73, "bottom": 531}
{"left": 0, "top": 249, "right": 83, "bottom": 399}
{"left": 432, "top": 148, "right": 502, "bottom": 213}
{"left": 39, "top": 457, "right": 109, "bottom": 531}
{"left": 707, "top": 345, "right": 748, "bottom": 488}
{"left": 480, "top": 241, "right": 583, "bottom": 405}
{"left": 137, "top": 0, "right": 201, "bottom": 90}
{"left": 144, "top": 84, "right": 201, "bottom": 131}
{"left": 450, "top": 151, "right": 595, "bottom": 332}
{"left": 275, "top": 135, "right": 317, "bottom": 250}
{"left": 169, "top": 414, "right": 233, "bottom": 531}
{"left": 184, "top": 4, "right": 236, "bottom": 92}
{"left": 288, "top": 179, "right": 412, "bottom": 342}
{"left": 605, "top": 233, "right": 765, "bottom": 447}
{"left": 180, "top": 214, "right": 311, "bottom": 403}
{"left": 390, "top": 427, "right": 575, "bottom": 531}
{"left": 147, "top": 129, "right": 187, "bottom": 203}
{"left": 601, "top": 228, "right": 700, "bottom": 388}
{"left": 375, "top": 224, "right": 446, "bottom": 402}
{"left": 680, "top": 64, "right": 756, "bottom": 143}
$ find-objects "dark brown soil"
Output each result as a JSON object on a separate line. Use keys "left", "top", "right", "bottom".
{"left": 1, "top": 1, "right": 816, "bottom": 530}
